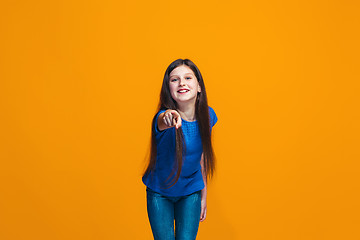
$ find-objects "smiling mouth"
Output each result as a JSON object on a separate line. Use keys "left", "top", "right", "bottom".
{"left": 178, "top": 90, "right": 189, "bottom": 93}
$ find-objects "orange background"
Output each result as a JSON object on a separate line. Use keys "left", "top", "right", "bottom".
{"left": 0, "top": 0, "right": 359, "bottom": 239}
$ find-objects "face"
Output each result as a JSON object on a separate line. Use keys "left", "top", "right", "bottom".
{"left": 168, "top": 65, "right": 201, "bottom": 105}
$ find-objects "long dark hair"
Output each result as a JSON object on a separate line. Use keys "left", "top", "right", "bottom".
{"left": 142, "top": 58, "right": 216, "bottom": 189}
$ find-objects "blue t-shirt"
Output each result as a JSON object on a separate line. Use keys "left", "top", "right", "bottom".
{"left": 142, "top": 106, "right": 218, "bottom": 197}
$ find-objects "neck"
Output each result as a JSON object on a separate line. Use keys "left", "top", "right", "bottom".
{"left": 176, "top": 101, "right": 196, "bottom": 121}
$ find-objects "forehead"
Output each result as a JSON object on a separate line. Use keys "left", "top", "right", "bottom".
{"left": 169, "top": 65, "right": 195, "bottom": 77}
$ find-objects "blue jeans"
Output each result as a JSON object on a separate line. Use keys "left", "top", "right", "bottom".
{"left": 146, "top": 187, "right": 202, "bottom": 240}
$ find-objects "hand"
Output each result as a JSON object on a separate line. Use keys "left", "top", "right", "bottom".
{"left": 163, "top": 109, "right": 182, "bottom": 129}
{"left": 200, "top": 199, "right": 207, "bottom": 222}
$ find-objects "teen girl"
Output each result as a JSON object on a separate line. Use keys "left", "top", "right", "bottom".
{"left": 142, "top": 58, "right": 218, "bottom": 240}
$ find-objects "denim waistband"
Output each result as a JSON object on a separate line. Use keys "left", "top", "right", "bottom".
{"left": 146, "top": 186, "right": 201, "bottom": 198}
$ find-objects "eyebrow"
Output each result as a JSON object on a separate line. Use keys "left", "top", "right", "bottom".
{"left": 169, "top": 73, "right": 194, "bottom": 78}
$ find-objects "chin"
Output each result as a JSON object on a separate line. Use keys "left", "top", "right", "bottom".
{"left": 176, "top": 97, "right": 196, "bottom": 103}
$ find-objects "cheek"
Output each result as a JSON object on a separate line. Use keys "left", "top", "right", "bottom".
{"left": 192, "top": 81, "right": 200, "bottom": 90}
{"left": 169, "top": 84, "right": 177, "bottom": 97}
{"left": 169, "top": 84, "right": 176, "bottom": 93}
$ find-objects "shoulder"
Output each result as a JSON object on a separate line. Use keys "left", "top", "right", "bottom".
{"left": 156, "top": 109, "right": 167, "bottom": 117}
{"left": 207, "top": 106, "right": 218, "bottom": 127}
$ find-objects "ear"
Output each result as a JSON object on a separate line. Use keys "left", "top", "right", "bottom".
{"left": 198, "top": 85, "right": 201, "bottom": 93}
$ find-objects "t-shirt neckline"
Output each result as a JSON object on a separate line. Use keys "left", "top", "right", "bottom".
{"left": 181, "top": 118, "right": 197, "bottom": 123}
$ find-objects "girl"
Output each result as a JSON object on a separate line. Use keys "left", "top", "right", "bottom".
{"left": 142, "top": 58, "right": 218, "bottom": 240}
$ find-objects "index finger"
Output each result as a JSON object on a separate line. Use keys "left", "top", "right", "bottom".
{"left": 175, "top": 115, "right": 182, "bottom": 129}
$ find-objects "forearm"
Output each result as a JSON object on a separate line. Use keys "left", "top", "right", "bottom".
{"left": 200, "top": 153, "right": 208, "bottom": 222}
{"left": 200, "top": 153, "right": 207, "bottom": 200}
{"left": 201, "top": 181, "right": 207, "bottom": 199}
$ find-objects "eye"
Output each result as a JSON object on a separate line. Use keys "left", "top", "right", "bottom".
{"left": 170, "top": 78, "right": 178, "bottom": 82}
{"left": 186, "top": 77, "right": 192, "bottom": 80}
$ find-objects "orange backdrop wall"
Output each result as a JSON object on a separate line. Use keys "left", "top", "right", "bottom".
{"left": 0, "top": 0, "right": 359, "bottom": 239}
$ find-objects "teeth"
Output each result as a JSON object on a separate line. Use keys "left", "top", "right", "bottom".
{"left": 178, "top": 90, "right": 188, "bottom": 93}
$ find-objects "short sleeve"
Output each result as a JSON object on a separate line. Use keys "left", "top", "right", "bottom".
{"left": 208, "top": 106, "right": 218, "bottom": 128}
{"left": 154, "top": 109, "right": 167, "bottom": 135}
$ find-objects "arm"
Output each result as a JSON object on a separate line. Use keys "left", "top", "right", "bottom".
{"left": 157, "top": 109, "right": 182, "bottom": 131}
{"left": 200, "top": 153, "right": 207, "bottom": 222}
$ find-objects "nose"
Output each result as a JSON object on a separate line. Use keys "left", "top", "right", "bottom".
{"left": 179, "top": 77, "right": 186, "bottom": 86}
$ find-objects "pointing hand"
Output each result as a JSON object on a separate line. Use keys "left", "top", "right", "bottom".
{"left": 163, "top": 110, "right": 182, "bottom": 129}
